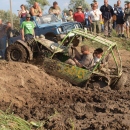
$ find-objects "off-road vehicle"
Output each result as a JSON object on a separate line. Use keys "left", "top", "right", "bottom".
{"left": 9, "top": 14, "right": 83, "bottom": 44}
{"left": 5, "top": 29, "right": 126, "bottom": 90}
{"left": 42, "top": 29, "right": 127, "bottom": 90}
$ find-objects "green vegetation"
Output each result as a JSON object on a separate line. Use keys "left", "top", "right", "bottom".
{"left": 82, "top": 30, "right": 130, "bottom": 51}
{"left": 68, "top": 0, "right": 90, "bottom": 12}
{"left": 0, "top": 10, "right": 19, "bottom": 29}
{"left": 26, "top": 0, "right": 49, "bottom": 10}
{"left": 0, "top": 110, "right": 31, "bottom": 130}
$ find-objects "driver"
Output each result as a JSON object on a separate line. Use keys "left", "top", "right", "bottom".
{"left": 66, "top": 45, "right": 94, "bottom": 69}
{"left": 30, "top": 2, "right": 42, "bottom": 17}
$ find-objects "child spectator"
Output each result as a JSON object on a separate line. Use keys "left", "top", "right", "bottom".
{"left": 84, "top": 8, "right": 90, "bottom": 28}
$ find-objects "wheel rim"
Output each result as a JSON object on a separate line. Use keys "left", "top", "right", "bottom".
{"left": 10, "top": 49, "right": 21, "bottom": 61}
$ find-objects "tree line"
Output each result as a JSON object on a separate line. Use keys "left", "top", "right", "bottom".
{"left": 0, "top": 0, "right": 90, "bottom": 29}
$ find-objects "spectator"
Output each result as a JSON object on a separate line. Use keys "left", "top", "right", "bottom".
{"left": 124, "top": 3, "right": 128, "bottom": 10}
{"left": 49, "top": 1, "right": 61, "bottom": 18}
{"left": 20, "top": 14, "right": 35, "bottom": 41}
{"left": 30, "top": 2, "right": 42, "bottom": 17}
{"left": 93, "top": 0, "right": 98, "bottom": 8}
{"left": 84, "top": 8, "right": 90, "bottom": 28}
{"left": 67, "top": 9, "right": 74, "bottom": 22}
{"left": 89, "top": 4, "right": 102, "bottom": 34}
{"left": 62, "top": 12, "right": 68, "bottom": 22}
{"left": 18, "top": 4, "right": 29, "bottom": 25}
{"left": 114, "top": 1, "right": 125, "bottom": 37}
{"left": 0, "top": 19, "right": 7, "bottom": 59}
{"left": 113, "top": 4, "right": 117, "bottom": 29}
{"left": 5, "top": 22, "right": 13, "bottom": 45}
{"left": 100, "top": 0, "right": 114, "bottom": 37}
{"left": 73, "top": 6, "right": 85, "bottom": 25}
{"left": 124, "top": 2, "right": 130, "bottom": 38}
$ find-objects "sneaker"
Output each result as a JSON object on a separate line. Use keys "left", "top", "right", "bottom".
{"left": 118, "top": 34, "right": 121, "bottom": 37}
{"left": 121, "top": 34, "right": 126, "bottom": 38}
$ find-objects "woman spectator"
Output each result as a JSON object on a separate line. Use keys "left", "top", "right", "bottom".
{"left": 124, "top": 2, "right": 130, "bottom": 39}
{"left": 18, "top": 4, "right": 29, "bottom": 25}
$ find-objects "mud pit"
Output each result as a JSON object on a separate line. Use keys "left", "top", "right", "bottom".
{"left": 0, "top": 50, "right": 130, "bottom": 130}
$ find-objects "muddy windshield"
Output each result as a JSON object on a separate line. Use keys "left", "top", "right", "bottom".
{"left": 35, "top": 14, "right": 59, "bottom": 25}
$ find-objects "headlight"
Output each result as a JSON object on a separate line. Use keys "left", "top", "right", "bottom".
{"left": 50, "top": 45, "right": 56, "bottom": 50}
{"left": 58, "top": 27, "right": 63, "bottom": 32}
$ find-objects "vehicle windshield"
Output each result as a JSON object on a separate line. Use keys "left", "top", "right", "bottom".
{"left": 35, "top": 14, "right": 59, "bottom": 25}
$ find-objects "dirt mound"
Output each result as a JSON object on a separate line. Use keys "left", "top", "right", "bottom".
{"left": 0, "top": 61, "right": 130, "bottom": 130}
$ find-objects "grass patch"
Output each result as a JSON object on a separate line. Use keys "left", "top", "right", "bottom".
{"left": 0, "top": 110, "right": 31, "bottom": 130}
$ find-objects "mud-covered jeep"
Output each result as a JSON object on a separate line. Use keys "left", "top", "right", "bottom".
{"left": 42, "top": 29, "right": 127, "bottom": 90}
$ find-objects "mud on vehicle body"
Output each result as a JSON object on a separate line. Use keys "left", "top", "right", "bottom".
{"left": 42, "top": 29, "right": 126, "bottom": 90}
{"left": 5, "top": 29, "right": 126, "bottom": 90}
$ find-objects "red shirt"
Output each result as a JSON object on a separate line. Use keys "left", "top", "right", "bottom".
{"left": 73, "top": 12, "right": 85, "bottom": 23}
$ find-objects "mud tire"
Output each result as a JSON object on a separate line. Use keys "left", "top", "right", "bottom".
{"left": 112, "top": 73, "right": 127, "bottom": 90}
{"left": 5, "top": 43, "right": 28, "bottom": 63}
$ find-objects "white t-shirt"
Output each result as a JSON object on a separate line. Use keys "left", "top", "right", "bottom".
{"left": 89, "top": 9, "right": 102, "bottom": 21}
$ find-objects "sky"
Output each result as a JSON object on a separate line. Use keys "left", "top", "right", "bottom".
{"left": 0, "top": 0, "right": 126, "bottom": 15}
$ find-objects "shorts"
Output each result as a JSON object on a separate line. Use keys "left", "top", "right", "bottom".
{"left": 116, "top": 18, "right": 125, "bottom": 24}
{"left": 125, "top": 21, "right": 130, "bottom": 27}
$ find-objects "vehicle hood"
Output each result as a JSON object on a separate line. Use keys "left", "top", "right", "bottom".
{"left": 37, "top": 21, "right": 76, "bottom": 28}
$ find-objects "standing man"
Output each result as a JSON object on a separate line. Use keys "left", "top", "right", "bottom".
{"left": 73, "top": 6, "right": 85, "bottom": 25}
{"left": 89, "top": 4, "right": 102, "bottom": 34}
{"left": 100, "top": 0, "right": 113, "bottom": 37}
{"left": 49, "top": 1, "right": 61, "bottom": 18}
{"left": 21, "top": 14, "right": 35, "bottom": 41}
{"left": 124, "top": 2, "right": 130, "bottom": 39}
{"left": 0, "top": 19, "right": 7, "bottom": 59}
{"left": 114, "top": 1, "right": 125, "bottom": 37}
{"left": 30, "top": 2, "right": 42, "bottom": 17}
{"left": 6, "top": 22, "right": 13, "bottom": 45}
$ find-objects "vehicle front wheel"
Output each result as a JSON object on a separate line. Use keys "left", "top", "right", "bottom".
{"left": 111, "top": 73, "right": 127, "bottom": 90}
{"left": 5, "top": 43, "right": 28, "bottom": 63}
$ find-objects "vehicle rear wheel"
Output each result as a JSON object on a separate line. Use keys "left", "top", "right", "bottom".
{"left": 5, "top": 43, "right": 28, "bottom": 63}
{"left": 111, "top": 73, "right": 127, "bottom": 90}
